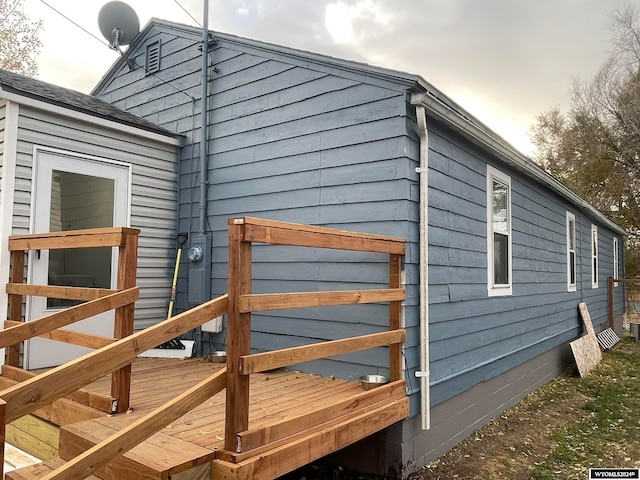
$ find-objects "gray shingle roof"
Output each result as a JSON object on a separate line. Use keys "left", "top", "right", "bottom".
{"left": 0, "top": 68, "right": 178, "bottom": 138}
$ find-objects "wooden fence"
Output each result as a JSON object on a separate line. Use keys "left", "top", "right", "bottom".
{"left": 608, "top": 277, "right": 640, "bottom": 327}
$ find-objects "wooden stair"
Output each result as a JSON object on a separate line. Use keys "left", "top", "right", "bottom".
{"left": 5, "top": 457, "right": 102, "bottom": 480}
{"left": 7, "top": 416, "right": 216, "bottom": 480}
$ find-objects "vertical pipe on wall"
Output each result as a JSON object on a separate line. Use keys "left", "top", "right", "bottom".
{"left": 198, "top": 0, "right": 209, "bottom": 234}
{"left": 415, "top": 105, "right": 431, "bottom": 430}
{"left": 193, "top": 0, "right": 210, "bottom": 356}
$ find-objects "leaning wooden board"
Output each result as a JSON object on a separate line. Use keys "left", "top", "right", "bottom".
{"left": 570, "top": 303, "right": 603, "bottom": 377}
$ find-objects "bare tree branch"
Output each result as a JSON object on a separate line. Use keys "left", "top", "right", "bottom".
{"left": 0, "top": 0, "right": 43, "bottom": 77}
{"left": 532, "top": 4, "right": 640, "bottom": 276}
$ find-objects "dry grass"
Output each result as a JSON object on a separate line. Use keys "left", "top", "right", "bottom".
{"left": 418, "top": 337, "right": 640, "bottom": 480}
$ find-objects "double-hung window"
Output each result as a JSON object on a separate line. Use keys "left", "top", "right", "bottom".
{"left": 591, "top": 224, "right": 598, "bottom": 288}
{"left": 567, "top": 212, "right": 576, "bottom": 292}
{"left": 487, "top": 166, "right": 512, "bottom": 296}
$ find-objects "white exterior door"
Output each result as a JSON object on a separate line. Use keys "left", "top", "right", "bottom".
{"left": 26, "top": 149, "right": 130, "bottom": 370}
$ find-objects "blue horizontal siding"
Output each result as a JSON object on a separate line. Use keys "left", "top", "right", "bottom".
{"left": 93, "top": 23, "right": 626, "bottom": 416}
{"left": 426, "top": 119, "right": 621, "bottom": 406}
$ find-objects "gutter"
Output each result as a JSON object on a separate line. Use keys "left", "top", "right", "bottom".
{"left": 410, "top": 91, "right": 627, "bottom": 237}
{"left": 415, "top": 105, "right": 431, "bottom": 430}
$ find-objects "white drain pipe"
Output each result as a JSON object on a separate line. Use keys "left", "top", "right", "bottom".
{"left": 415, "top": 105, "right": 430, "bottom": 430}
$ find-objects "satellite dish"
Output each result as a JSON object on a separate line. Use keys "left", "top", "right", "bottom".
{"left": 98, "top": 1, "right": 140, "bottom": 49}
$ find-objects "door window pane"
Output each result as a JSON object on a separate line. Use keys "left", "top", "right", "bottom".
{"left": 47, "top": 171, "right": 114, "bottom": 307}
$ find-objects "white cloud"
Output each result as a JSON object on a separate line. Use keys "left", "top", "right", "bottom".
{"left": 19, "top": 0, "right": 629, "bottom": 157}
{"left": 325, "top": 0, "right": 391, "bottom": 45}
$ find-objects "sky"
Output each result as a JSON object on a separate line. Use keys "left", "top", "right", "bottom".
{"left": 21, "top": 0, "right": 633, "bottom": 156}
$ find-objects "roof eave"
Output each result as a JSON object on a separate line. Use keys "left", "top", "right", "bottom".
{"left": 93, "top": 18, "right": 422, "bottom": 95}
{"left": 410, "top": 90, "right": 627, "bottom": 237}
{"left": 0, "top": 86, "right": 182, "bottom": 146}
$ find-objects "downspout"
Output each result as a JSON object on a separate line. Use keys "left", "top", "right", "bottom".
{"left": 415, "top": 105, "right": 431, "bottom": 430}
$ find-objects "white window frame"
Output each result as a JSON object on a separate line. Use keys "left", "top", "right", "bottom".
{"left": 566, "top": 212, "right": 577, "bottom": 292}
{"left": 613, "top": 237, "right": 619, "bottom": 287}
{"left": 591, "top": 224, "right": 599, "bottom": 289}
{"left": 487, "top": 165, "right": 512, "bottom": 297}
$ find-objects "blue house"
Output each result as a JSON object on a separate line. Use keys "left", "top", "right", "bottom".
{"left": 91, "top": 19, "right": 626, "bottom": 477}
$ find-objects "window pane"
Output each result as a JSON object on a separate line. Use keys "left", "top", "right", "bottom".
{"left": 570, "top": 251, "right": 576, "bottom": 285}
{"left": 494, "top": 232, "right": 509, "bottom": 285}
{"left": 569, "top": 219, "right": 575, "bottom": 249}
{"left": 48, "top": 171, "right": 114, "bottom": 308}
{"left": 492, "top": 180, "right": 508, "bottom": 234}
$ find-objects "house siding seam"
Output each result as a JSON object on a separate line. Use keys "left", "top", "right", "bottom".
{"left": 14, "top": 105, "right": 179, "bottom": 330}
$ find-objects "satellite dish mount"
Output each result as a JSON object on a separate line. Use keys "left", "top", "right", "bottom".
{"left": 98, "top": 1, "right": 140, "bottom": 68}
{"left": 108, "top": 27, "right": 125, "bottom": 50}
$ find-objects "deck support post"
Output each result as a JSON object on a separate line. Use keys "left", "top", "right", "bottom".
{"left": 111, "top": 230, "right": 139, "bottom": 413}
{"left": 389, "top": 254, "right": 402, "bottom": 382}
{"left": 225, "top": 219, "right": 252, "bottom": 452}
{"left": 6, "top": 250, "right": 25, "bottom": 367}
{"left": 0, "top": 399, "right": 5, "bottom": 478}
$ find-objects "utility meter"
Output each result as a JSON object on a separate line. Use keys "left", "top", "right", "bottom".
{"left": 187, "top": 233, "right": 212, "bottom": 305}
{"left": 186, "top": 245, "right": 203, "bottom": 263}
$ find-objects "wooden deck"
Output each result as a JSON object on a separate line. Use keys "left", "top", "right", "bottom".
{"left": 1, "top": 219, "right": 409, "bottom": 479}
{"left": 6, "top": 357, "right": 408, "bottom": 479}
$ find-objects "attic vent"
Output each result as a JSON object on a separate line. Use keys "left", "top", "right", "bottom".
{"left": 145, "top": 40, "right": 161, "bottom": 75}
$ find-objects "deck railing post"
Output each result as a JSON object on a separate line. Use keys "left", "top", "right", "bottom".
{"left": 0, "top": 398, "right": 5, "bottom": 479}
{"left": 608, "top": 276, "right": 614, "bottom": 330}
{"left": 111, "top": 230, "right": 139, "bottom": 413}
{"left": 389, "top": 253, "right": 402, "bottom": 382}
{"left": 225, "top": 219, "right": 252, "bottom": 452}
{"left": 6, "top": 249, "right": 25, "bottom": 367}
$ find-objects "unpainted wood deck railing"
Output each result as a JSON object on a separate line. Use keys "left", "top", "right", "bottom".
{"left": 0, "top": 228, "right": 227, "bottom": 479}
{"left": 225, "top": 217, "right": 406, "bottom": 453}
{"left": 0, "top": 218, "right": 406, "bottom": 480}
{"left": 4, "top": 227, "right": 141, "bottom": 413}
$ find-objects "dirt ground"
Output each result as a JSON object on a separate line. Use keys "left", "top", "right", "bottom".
{"left": 414, "top": 338, "right": 640, "bottom": 480}
{"left": 285, "top": 374, "right": 591, "bottom": 480}
{"left": 413, "top": 378, "right": 591, "bottom": 479}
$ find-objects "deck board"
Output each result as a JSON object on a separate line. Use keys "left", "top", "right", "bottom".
{"left": 12, "top": 357, "right": 407, "bottom": 480}
{"left": 83, "top": 357, "right": 366, "bottom": 451}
